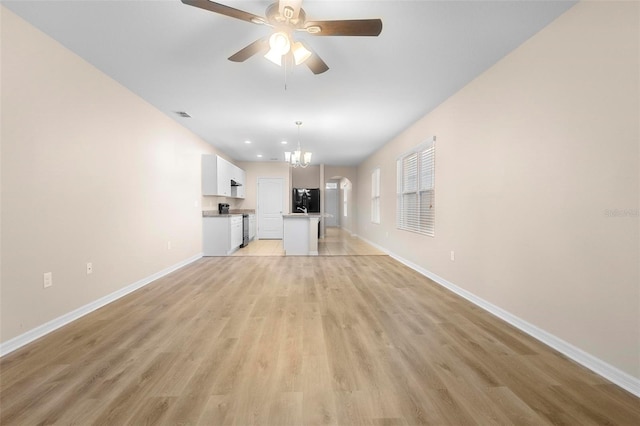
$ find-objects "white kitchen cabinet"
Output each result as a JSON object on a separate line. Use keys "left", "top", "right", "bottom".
{"left": 202, "top": 154, "right": 231, "bottom": 197}
{"left": 202, "top": 155, "right": 222, "bottom": 196}
{"left": 216, "top": 156, "right": 232, "bottom": 196}
{"left": 231, "top": 169, "right": 246, "bottom": 199}
{"left": 203, "top": 215, "right": 243, "bottom": 256}
{"left": 249, "top": 214, "right": 256, "bottom": 240}
{"left": 201, "top": 154, "right": 245, "bottom": 198}
{"left": 230, "top": 215, "right": 243, "bottom": 248}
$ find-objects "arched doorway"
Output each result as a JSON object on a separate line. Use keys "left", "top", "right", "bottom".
{"left": 324, "top": 176, "right": 354, "bottom": 233}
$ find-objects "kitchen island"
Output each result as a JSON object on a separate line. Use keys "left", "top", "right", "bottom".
{"left": 282, "top": 214, "right": 321, "bottom": 256}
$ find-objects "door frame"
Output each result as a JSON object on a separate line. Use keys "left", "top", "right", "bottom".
{"left": 324, "top": 180, "right": 339, "bottom": 227}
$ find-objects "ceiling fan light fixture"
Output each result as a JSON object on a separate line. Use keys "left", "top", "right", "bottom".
{"left": 264, "top": 31, "right": 291, "bottom": 66}
{"left": 269, "top": 31, "right": 291, "bottom": 55}
{"left": 292, "top": 41, "right": 312, "bottom": 65}
{"left": 264, "top": 48, "right": 283, "bottom": 65}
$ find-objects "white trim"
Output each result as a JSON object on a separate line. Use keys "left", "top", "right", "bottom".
{"left": 395, "top": 135, "right": 436, "bottom": 160}
{"left": 358, "top": 236, "right": 640, "bottom": 398}
{"left": 0, "top": 253, "right": 203, "bottom": 357}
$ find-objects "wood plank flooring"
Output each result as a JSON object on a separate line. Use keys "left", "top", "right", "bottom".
{"left": 1, "top": 255, "right": 639, "bottom": 425}
{"left": 232, "top": 227, "right": 386, "bottom": 256}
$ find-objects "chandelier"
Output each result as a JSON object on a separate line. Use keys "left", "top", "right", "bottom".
{"left": 285, "top": 121, "right": 312, "bottom": 168}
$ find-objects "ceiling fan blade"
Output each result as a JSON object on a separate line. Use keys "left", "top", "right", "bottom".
{"left": 228, "top": 37, "right": 270, "bottom": 62}
{"left": 305, "top": 52, "right": 329, "bottom": 75}
{"left": 304, "top": 19, "right": 383, "bottom": 36}
{"left": 181, "top": 0, "right": 265, "bottom": 25}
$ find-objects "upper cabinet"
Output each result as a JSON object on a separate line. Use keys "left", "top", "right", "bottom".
{"left": 202, "top": 154, "right": 245, "bottom": 198}
{"left": 230, "top": 168, "right": 245, "bottom": 199}
{"left": 202, "top": 155, "right": 226, "bottom": 196}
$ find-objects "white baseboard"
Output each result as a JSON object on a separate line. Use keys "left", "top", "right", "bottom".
{"left": 359, "top": 236, "right": 640, "bottom": 398}
{"left": 0, "top": 253, "right": 203, "bottom": 357}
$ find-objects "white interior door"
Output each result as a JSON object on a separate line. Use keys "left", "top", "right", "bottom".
{"left": 258, "top": 177, "right": 284, "bottom": 239}
{"left": 325, "top": 184, "right": 339, "bottom": 227}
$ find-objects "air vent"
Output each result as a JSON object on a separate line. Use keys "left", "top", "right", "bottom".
{"left": 175, "top": 111, "right": 191, "bottom": 118}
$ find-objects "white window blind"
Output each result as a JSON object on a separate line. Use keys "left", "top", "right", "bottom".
{"left": 397, "top": 137, "right": 435, "bottom": 236}
{"left": 371, "top": 168, "right": 380, "bottom": 224}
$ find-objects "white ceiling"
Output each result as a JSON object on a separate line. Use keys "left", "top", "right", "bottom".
{"left": 4, "top": 0, "right": 576, "bottom": 166}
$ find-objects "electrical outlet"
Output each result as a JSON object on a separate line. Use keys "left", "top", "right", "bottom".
{"left": 167, "top": 241, "right": 172, "bottom": 250}
{"left": 87, "top": 262, "right": 93, "bottom": 275}
{"left": 43, "top": 272, "right": 53, "bottom": 288}
{"left": 450, "top": 251, "right": 455, "bottom": 261}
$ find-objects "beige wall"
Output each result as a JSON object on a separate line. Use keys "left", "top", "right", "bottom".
{"left": 325, "top": 166, "right": 357, "bottom": 187}
{"left": 0, "top": 8, "right": 219, "bottom": 343}
{"left": 236, "top": 161, "right": 291, "bottom": 214}
{"left": 292, "top": 165, "right": 321, "bottom": 189}
{"left": 357, "top": 1, "right": 639, "bottom": 378}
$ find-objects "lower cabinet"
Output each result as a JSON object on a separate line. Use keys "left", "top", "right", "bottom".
{"left": 230, "top": 216, "right": 243, "bottom": 248}
{"left": 203, "top": 215, "right": 243, "bottom": 256}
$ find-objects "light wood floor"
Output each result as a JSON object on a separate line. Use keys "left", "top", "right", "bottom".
{"left": 232, "top": 227, "right": 386, "bottom": 257}
{"left": 1, "top": 256, "right": 639, "bottom": 425}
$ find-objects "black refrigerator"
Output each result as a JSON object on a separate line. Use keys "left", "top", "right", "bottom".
{"left": 292, "top": 188, "right": 320, "bottom": 213}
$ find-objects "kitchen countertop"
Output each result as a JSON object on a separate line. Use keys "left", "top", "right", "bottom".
{"left": 202, "top": 212, "right": 242, "bottom": 218}
{"left": 202, "top": 209, "right": 255, "bottom": 218}
{"left": 282, "top": 213, "right": 322, "bottom": 218}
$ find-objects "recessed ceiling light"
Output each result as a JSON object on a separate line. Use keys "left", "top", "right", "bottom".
{"left": 281, "top": 140, "right": 288, "bottom": 145}
{"left": 244, "top": 140, "right": 251, "bottom": 144}
{"left": 257, "top": 154, "right": 263, "bottom": 158}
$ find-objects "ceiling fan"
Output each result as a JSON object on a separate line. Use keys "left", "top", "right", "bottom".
{"left": 181, "top": 0, "right": 383, "bottom": 74}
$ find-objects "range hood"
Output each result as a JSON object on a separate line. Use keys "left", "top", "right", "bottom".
{"left": 230, "top": 179, "right": 242, "bottom": 187}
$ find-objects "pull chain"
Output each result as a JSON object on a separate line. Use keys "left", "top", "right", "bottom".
{"left": 284, "top": 54, "right": 288, "bottom": 91}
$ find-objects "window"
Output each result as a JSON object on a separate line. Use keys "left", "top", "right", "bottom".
{"left": 371, "top": 168, "right": 380, "bottom": 223}
{"left": 397, "top": 137, "right": 435, "bottom": 236}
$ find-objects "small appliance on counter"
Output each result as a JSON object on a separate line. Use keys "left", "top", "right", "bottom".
{"left": 218, "top": 203, "right": 230, "bottom": 214}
